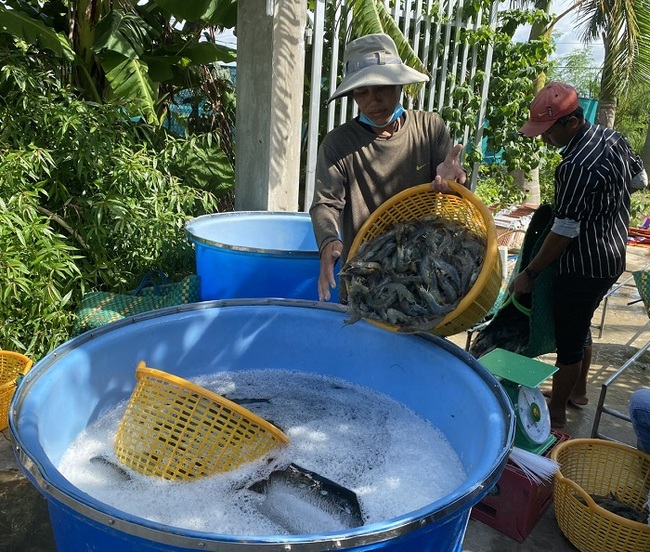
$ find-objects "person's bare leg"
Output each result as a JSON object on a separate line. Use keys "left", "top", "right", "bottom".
{"left": 548, "top": 360, "right": 581, "bottom": 428}
{"left": 569, "top": 345, "right": 591, "bottom": 406}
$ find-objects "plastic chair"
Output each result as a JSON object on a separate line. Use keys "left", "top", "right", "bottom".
{"left": 591, "top": 260, "right": 650, "bottom": 339}
{"left": 591, "top": 269, "right": 650, "bottom": 441}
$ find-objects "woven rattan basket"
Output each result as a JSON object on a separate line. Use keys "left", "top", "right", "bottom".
{"left": 348, "top": 181, "right": 501, "bottom": 337}
{"left": 0, "top": 351, "right": 33, "bottom": 431}
{"left": 550, "top": 438, "right": 650, "bottom": 552}
{"left": 114, "top": 362, "right": 290, "bottom": 481}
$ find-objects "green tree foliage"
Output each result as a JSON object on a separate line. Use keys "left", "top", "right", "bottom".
{"left": 615, "top": 82, "right": 650, "bottom": 152}
{"left": 0, "top": 43, "right": 230, "bottom": 359}
{"left": 0, "top": 0, "right": 237, "bottom": 125}
{"left": 462, "top": 6, "right": 554, "bottom": 175}
{"left": 547, "top": 46, "right": 601, "bottom": 98}
{"left": 616, "top": 83, "right": 650, "bottom": 226}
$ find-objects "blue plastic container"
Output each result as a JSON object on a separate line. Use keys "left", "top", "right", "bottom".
{"left": 11, "top": 300, "right": 514, "bottom": 551}
{"left": 185, "top": 212, "right": 338, "bottom": 302}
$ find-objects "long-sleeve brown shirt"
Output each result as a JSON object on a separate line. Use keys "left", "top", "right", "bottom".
{"left": 309, "top": 110, "right": 452, "bottom": 264}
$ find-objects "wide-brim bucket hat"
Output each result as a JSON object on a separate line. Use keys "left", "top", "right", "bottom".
{"left": 328, "top": 33, "right": 429, "bottom": 102}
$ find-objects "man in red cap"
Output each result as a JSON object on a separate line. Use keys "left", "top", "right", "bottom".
{"left": 512, "top": 81, "right": 646, "bottom": 428}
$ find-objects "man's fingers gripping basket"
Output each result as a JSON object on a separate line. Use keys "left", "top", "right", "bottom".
{"left": 343, "top": 181, "right": 501, "bottom": 337}
{"left": 114, "top": 362, "right": 290, "bottom": 481}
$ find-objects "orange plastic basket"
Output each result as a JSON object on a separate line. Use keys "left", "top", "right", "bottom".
{"left": 114, "top": 362, "right": 290, "bottom": 481}
{"left": 0, "top": 351, "right": 33, "bottom": 431}
{"left": 347, "top": 181, "right": 502, "bottom": 337}
{"left": 550, "top": 438, "right": 650, "bottom": 552}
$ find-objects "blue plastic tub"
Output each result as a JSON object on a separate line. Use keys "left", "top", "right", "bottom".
{"left": 11, "top": 300, "right": 514, "bottom": 551}
{"left": 185, "top": 212, "right": 338, "bottom": 302}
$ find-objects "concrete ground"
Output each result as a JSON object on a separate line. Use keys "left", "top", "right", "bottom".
{"left": 0, "top": 246, "right": 648, "bottom": 552}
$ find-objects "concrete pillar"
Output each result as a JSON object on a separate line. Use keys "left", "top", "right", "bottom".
{"left": 235, "top": 0, "right": 306, "bottom": 212}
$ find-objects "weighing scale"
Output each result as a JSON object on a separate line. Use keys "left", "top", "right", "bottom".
{"left": 480, "top": 348, "right": 558, "bottom": 455}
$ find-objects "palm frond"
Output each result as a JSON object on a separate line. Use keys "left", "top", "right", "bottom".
{"left": 154, "top": 0, "right": 216, "bottom": 23}
{"left": 93, "top": 10, "right": 159, "bottom": 59}
{"left": 0, "top": 6, "right": 75, "bottom": 61}
{"left": 101, "top": 52, "right": 158, "bottom": 125}
{"left": 344, "top": 0, "right": 383, "bottom": 36}
{"left": 573, "top": 0, "right": 650, "bottom": 97}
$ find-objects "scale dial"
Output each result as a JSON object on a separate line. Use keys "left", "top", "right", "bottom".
{"left": 516, "top": 385, "right": 551, "bottom": 445}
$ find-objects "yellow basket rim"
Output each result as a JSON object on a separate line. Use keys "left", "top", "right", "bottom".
{"left": 549, "top": 437, "right": 650, "bottom": 462}
{"left": 347, "top": 181, "right": 499, "bottom": 334}
{"left": 135, "top": 363, "right": 290, "bottom": 445}
{"left": 550, "top": 437, "right": 650, "bottom": 533}
{"left": 0, "top": 351, "right": 33, "bottom": 392}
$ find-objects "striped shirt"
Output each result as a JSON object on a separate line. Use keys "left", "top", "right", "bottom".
{"left": 554, "top": 123, "right": 644, "bottom": 278}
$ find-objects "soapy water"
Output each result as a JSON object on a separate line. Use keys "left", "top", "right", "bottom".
{"left": 59, "top": 370, "right": 466, "bottom": 535}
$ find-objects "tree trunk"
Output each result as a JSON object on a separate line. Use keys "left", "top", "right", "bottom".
{"left": 514, "top": 0, "right": 553, "bottom": 203}
{"left": 512, "top": 168, "right": 541, "bottom": 205}
{"left": 597, "top": 31, "right": 618, "bottom": 129}
{"left": 597, "top": 99, "right": 616, "bottom": 128}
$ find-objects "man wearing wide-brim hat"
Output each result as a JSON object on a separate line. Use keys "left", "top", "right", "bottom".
{"left": 511, "top": 81, "right": 646, "bottom": 429}
{"left": 309, "top": 33, "right": 467, "bottom": 302}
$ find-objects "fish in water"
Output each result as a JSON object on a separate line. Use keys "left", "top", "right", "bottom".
{"left": 340, "top": 216, "right": 486, "bottom": 333}
{"left": 249, "top": 463, "right": 365, "bottom": 534}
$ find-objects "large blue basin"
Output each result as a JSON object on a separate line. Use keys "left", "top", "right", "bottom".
{"left": 11, "top": 299, "right": 514, "bottom": 551}
{"left": 185, "top": 212, "right": 339, "bottom": 302}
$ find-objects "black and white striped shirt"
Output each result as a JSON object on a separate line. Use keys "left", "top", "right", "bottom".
{"left": 554, "top": 123, "right": 644, "bottom": 278}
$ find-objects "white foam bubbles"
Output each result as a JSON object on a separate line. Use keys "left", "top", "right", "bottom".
{"left": 58, "top": 369, "right": 466, "bottom": 535}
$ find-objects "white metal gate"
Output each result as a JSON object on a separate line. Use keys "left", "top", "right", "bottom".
{"left": 302, "top": 0, "right": 499, "bottom": 210}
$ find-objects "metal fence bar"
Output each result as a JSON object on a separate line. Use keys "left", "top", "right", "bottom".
{"left": 436, "top": 0, "right": 455, "bottom": 112}
{"left": 461, "top": 9, "right": 482, "bottom": 149}
{"left": 446, "top": 0, "right": 464, "bottom": 108}
{"left": 419, "top": 0, "right": 434, "bottom": 107}
{"left": 469, "top": 0, "right": 498, "bottom": 191}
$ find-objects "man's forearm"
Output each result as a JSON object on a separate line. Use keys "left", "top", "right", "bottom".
{"left": 525, "top": 231, "right": 573, "bottom": 274}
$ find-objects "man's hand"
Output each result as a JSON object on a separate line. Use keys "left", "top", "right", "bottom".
{"left": 318, "top": 240, "right": 342, "bottom": 301}
{"left": 509, "top": 271, "right": 535, "bottom": 298}
{"left": 433, "top": 144, "right": 467, "bottom": 192}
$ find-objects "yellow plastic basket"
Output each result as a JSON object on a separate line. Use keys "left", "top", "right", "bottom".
{"left": 0, "top": 351, "right": 33, "bottom": 431}
{"left": 114, "top": 362, "right": 290, "bottom": 481}
{"left": 550, "top": 438, "right": 650, "bottom": 552}
{"left": 347, "top": 181, "right": 502, "bottom": 337}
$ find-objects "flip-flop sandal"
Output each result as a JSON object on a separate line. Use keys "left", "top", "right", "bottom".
{"left": 544, "top": 390, "right": 588, "bottom": 408}
{"left": 568, "top": 397, "right": 588, "bottom": 408}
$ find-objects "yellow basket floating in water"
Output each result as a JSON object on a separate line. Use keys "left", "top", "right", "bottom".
{"left": 550, "top": 438, "right": 650, "bottom": 552}
{"left": 348, "top": 181, "right": 502, "bottom": 337}
{"left": 0, "top": 351, "right": 33, "bottom": 431}
{"left": 114, "top": 362, "right": 290, "bottom": 481}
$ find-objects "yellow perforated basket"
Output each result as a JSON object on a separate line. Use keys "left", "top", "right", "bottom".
{"left": 347, "top": 181, "right": 502, "bottom": 337}
{"left": 0, "top": 351, "right": 33, "bottom": 431}
{"left": 114, "top": 362, "right": 290, "bottom": 481}
{"left": 550, "top": 438, "right": 650, "bottom": 552}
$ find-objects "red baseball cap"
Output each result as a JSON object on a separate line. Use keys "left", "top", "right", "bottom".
{"left": 519, "top": 82, "right": 580, "bottom": 137}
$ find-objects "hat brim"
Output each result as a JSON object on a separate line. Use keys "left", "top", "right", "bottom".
{"left": 328, "top": 64, "right": 429, "bottom": 102}
{"left": 519, "top": 119, "right": 555, "bottom": 137}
